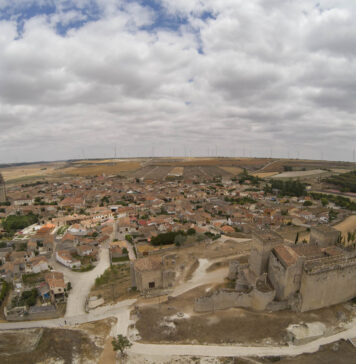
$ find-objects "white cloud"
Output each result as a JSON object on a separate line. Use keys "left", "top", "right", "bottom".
{"left": 0, "top": 0, "right": 356, "bottom": 162}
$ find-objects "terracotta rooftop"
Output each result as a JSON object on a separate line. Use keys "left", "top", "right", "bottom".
{"left": 291, "top": 244, "right": 324, "bottom": 259}
{"left": 273, "top": 245, "right": 299, "bottom": 267}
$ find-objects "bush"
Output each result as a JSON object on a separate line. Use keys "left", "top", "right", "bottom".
{"left": 20, "top": 288, "right": 38, "bottom": 307}
{"left": 187, "top": 228, "right": 196, "bottom": 235}
{"left": 0, "top": 280, "right": 10, "bottom": 306}
{"left": 2, "top": 213, "right": 39, "bottom": 233}
{"left": 303, "top": 200, "right": 313, "bottom": 206}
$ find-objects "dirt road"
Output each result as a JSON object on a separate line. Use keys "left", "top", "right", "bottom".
{"left": 130, "top": 318, "right": 356, "bottom": 358}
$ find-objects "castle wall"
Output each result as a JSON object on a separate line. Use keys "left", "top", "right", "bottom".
{"left": 299, "top": 261, "right": 356, "bottom": 312}
{"left": 194, "top": 287, "right": 275, "bottom": 313}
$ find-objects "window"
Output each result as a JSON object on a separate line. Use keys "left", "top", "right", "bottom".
{"left": 149, "top": 281, "right": 155, "bottom": 289}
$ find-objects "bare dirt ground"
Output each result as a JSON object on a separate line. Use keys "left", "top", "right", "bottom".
{"left": 0, "top": 328, "right": 100, "bottom": 364}
{"left": 0, "top": 318, "right": 114, "bottom": 364}
{"left": 334, "top": 215, "right": 356, "bottom": 239}
{"left": 275, "top": 340, "right": 356, "bottom": 364}
{"left": 135, "top": 292, "right": 353, "bottom": 346}
{"left": 180, "top": 239, "right": 252, "bottom": 261}
{"left": 0, "top": 328, "right": 42, "bottom": 356}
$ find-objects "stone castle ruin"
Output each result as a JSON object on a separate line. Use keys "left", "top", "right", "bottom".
{"left": 195, "top": 226, "right": 356, "bottom": 313}
{"left": 0, "top": 173, "right": 6, "bottom": 202}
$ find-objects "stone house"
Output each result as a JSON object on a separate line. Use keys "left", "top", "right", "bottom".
{"left": 76, "top": 244, "right": 94, "bottom": 257}
{"left": 28, "top": 256, "right": 49, "bottom": 273}
{"left": 131, "top": 255, "right": 176, "bottom": 292}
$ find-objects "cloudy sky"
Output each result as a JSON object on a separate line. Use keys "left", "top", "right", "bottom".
{"left": 0, "top": 0, "right": 356, "bottom": 163}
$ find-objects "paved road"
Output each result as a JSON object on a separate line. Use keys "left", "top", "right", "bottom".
{"left": 0, "top": 299, "right": 136, "bottom": 331}
{"left": 51, "top": 247, "right": 111, "bottom": 317}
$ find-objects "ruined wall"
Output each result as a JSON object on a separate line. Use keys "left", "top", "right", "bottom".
{"left": 194, "top": 287, "right": 275, "bottom": 313}
{"left": 228, "top": 260, "right": 239, "bottom": 280}
{"left": 162, "top": 270, "right": 176, "bottom": 288}
{"left": 249, "top": 246, "right": 264, "bottom": 276}
{"left": 299, "top": 260, "right": 356, "bottom": 312}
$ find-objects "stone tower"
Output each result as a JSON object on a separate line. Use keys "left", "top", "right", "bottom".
{"left": 0, "top": 173, "right": 6, "bottom": 202}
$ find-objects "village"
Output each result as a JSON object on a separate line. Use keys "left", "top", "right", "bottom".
{"left": 0, "top": 162, "right": 356, "bottom": 363}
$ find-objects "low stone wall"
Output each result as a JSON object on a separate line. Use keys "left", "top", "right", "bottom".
{"left": 194, "top": 287, "right": 276, "bottom": 313}
{"left": 5, "top": 304, "right": 63, "bottom": 321}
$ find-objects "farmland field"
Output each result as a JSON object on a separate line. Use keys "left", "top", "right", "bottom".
{"left": 64, "top": 161, "right": 141, "bottom": 177}
{"left": 1, "top": 157, "right": 355, "bottom": 183}
{"left": 251, "top": 171, "right": 279, "bottom": 178}
{"left": 272, "top": 169, "right": 328, "bottom": 179}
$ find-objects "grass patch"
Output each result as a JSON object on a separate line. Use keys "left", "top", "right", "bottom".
{"left": 57, "top": 225, "right": 69, "bottom": 235}
{"left": 112, "top": 255, "right": 129, "bottom": 263}
{"left": 95, "top": 265, "right": 129, "bottom": 287}
{"left": 72, "top": 264, "right": 95, "bottom": 272}
{"left": 22, "top": 272, "right": 46, "bottom": 285}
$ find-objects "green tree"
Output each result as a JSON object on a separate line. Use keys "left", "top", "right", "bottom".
{"left": 111, "top": 334, "right": 132, "bottom": 355}
{"left": 187, "top": 228, "right": 196, "bottom": 235}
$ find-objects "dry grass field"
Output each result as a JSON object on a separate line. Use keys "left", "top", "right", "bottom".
{"left": 334, "top": 215, "right": 356, "bottom": 239}
{"left": 251, "top": 171, "right": 279, "bottom": 178}
{"left": 0, "top": 162, "right": 65, "bottom": 182}
{"left": 1, "top": 157, "right": 355, "bottom": 183}
{"left": 63, "top": 161, "right": 141, "bottom": 177}
{"left": 219, "top": 166, "right": 243, "bottom": 175}
{"left": 168, "top": 167, "right": 184, "bottom": 176}
{"left": 262, "top": 159, "right": 356, "bottom": 173}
